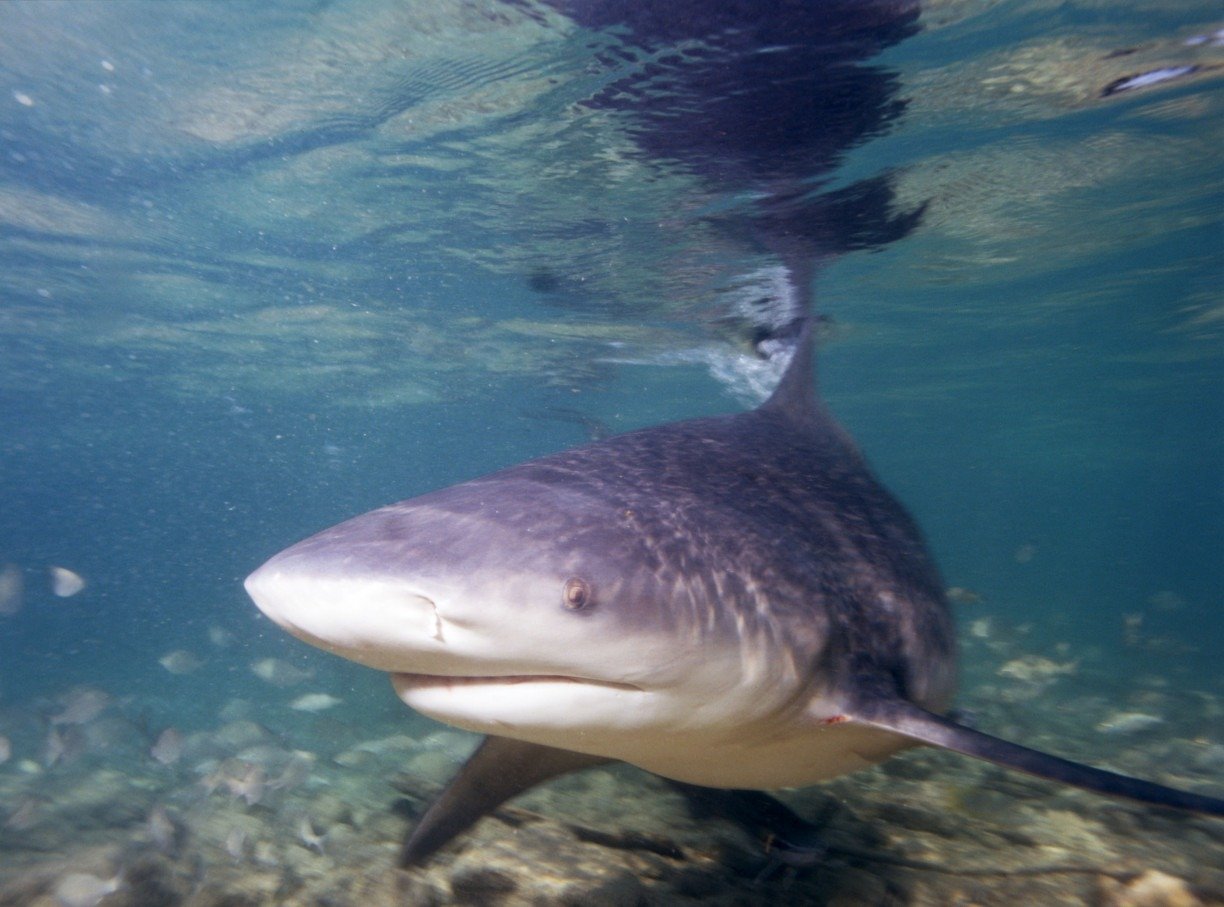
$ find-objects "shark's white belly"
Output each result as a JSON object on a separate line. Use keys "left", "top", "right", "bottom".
{"left": 397, "top": 673, "right": 915, "bottom": 790}
{"left": 614, "top": 721, "right": 915, "bottom": 789}
{"left": 512, "top": 712, "right": 913, "bottom": 789}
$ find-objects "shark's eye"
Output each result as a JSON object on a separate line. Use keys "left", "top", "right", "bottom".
{"left": 562, "top": 577, "right": 592, "bottom": 611}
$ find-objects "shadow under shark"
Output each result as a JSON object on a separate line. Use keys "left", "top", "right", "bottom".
{"left": 246, "top": 295, "right": 1223, "bottom": 868}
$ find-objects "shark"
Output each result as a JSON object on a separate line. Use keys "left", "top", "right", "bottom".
{"left": 245, "top": 281, "right": 1224, "bottom": 869}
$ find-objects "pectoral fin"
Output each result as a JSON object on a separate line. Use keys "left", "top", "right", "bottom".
{"left": 400, "top": 735, "right": 611, "bottom": 867}
{"left": 853, "top": 699, "right": 1224, "bottom": 816}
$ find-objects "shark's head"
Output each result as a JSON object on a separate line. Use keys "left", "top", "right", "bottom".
{"left": 245, "top": 467, "right": 803, "bottom": 761}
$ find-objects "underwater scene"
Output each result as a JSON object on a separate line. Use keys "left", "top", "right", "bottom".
{"left": 0, "top": 1, "right": 1221, "bottom": 904}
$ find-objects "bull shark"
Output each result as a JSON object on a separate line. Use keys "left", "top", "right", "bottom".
{"left": 245, "top": 279, "right": 1223, "bottom": 868}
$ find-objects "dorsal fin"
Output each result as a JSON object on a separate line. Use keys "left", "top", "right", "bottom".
{"left": 759, "top": 258, "right": 819, "bottom": 424}
{"left": 753, "top": 262, "right": 868, "bottom": 461}
{"left": 760, "top": 315, "right": 816, "bottom": 422}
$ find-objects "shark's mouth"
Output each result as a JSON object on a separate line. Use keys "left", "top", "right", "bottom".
{"left": 392, "top": 672, "right": 643, "bottom": 692}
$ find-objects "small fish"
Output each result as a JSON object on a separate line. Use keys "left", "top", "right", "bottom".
{"left": 268, "top": 751, "right": 315, "bottom": 790}
{"left": 0, "top": 735, "right": 11, "bottom": 764}
{"left": 50, "top": 687, "right": 113, "bottom": 725}
{"left": 1013, "top": 543, "right": 1037, "bottom": 564}
{"left": 1147, "top": 591, "right": 1185, "bottom": 612}
{"left": 1103, "top": 65, "right": 1200, "bottom": 97}
{"left": 225, "top": 827, "right": 249, "bottom": 861}
{"left": 1183, "top": 28, "right": 1224, "bottom": 48}
{"left": 4, "top": 796, "right": 43, "bottom": 830}
{"left": 298, "top": 816, "right": 326, "bottom": 854}
{"left": 224, "top": 762, "right": 267, "bottom": 806}
{"left": 52, "top": 872, "right": 121, "bottom": 907}
{"left": 196, "top": 764, "right": 226, "bottom": 796}
{"left": 289, "top": 692, "right": 342, "bottom": 712}
{"left": 49, "top": 566, "right": 86, "bottom": 597}
{"left": 146, "top": 805, "right": 180, "bottom": 854}
{"left": 150, "top": 728, "right": 184, "bottom": 766}
{"left": 351, "top": 734, "right": 419, "bottom": 756}
{"left": 946, "top": 586, "right": 983, "bottom": 606}
{"left": 207, "top": 624, "right": 235, "bottom": 648}
{"left": 997, "top": 655, "right": 1078, "bottom": 683}
{"left": 1123, "top": 613, "right": 1144, "bottom": 647}
{"left": 1096, "top": 711, "right": 1165, "bottom": 735}
{"left": 0, "top": 563, "right": 23, "bottom": 616}
{"left": 158, "top": 649, "right": 205, "bottom": 675}
{"left": 250, "top": 657, "right": 315, "bottom": 688}
{"left": 44, "top": 727, "right": 67, "bottom": 768}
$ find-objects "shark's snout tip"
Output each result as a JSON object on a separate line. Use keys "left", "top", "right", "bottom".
{"left": 242, "top": 566, "right": 261, "bottom": 597}
{"left": 243, "top": 562, "right": 268, "bottom": 599}
{"left": 244, "top": 559, "right": 289, "bottom": 623}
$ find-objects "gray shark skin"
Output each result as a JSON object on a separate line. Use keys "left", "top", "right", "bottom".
{"left": 246, "top": 313, "right": 1224, "bottom": 869}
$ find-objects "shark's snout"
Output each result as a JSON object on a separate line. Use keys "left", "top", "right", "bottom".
{"left": 245, "top": 554, "right": 444, "bottom": 671}
{"left": 244, "top": 559, "right": 296, "bottom": 627}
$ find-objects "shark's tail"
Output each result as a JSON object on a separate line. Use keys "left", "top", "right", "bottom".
{"left": 855, "top": 699, "right": 1224, "bottom": 816}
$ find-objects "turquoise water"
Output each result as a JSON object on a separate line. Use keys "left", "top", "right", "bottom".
{"left": 0, "top": 2, "right": 1220, "bottom": 904}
